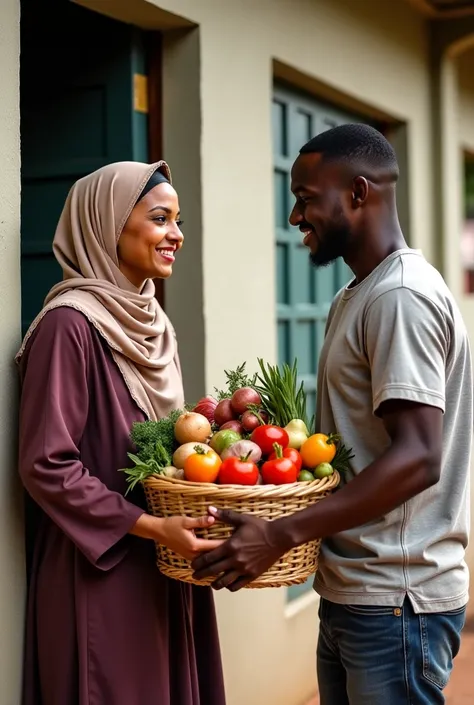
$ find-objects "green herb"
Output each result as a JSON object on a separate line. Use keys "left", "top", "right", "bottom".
{"left": 119, "top": 442, "right": 171, "bottom": 494}
{"left": 332, "top": 442, "right": 354, "bottom": 474}
{"left": 253, "top": 358, "right": 313, "bottom": 429}
{"left": 214, "top": 362, "right": 257, "bottom": 400}
{"left": 130, "top": 408, "right": 183, "bottom": 461}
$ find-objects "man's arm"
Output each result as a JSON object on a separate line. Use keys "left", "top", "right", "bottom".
{"left": 192, "top": 400, "right": 442, "bottom": 590}
{"left": 278, "top": 399, "right": 442, "bottom": 545}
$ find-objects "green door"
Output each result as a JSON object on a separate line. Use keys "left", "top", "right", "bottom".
{"left": 20, "top": 0, "right": 149, "bottom": 333}
{"left": 273, "top": 85, "right": 378, "bottom": 601}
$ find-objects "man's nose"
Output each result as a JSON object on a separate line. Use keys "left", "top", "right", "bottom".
{"left": 289, "top": 206, "right": 302, "bottom": 227}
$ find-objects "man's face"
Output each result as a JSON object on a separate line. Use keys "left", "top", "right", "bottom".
{"left": 289, "top": 153, "right": 352, "bottom": 268}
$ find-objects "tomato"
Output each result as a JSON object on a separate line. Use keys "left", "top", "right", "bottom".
{"left": 314, "top": 462, "right": 334, "bottom": 479}
{"left": 261, "top": 443, "right": 297, "bottom": 485}
{"left": 219, "top": 456, "right": 259, "bottom": 486}
{"left": 269, "top": 446, "right": 302, "bottom": 472}
{"left": 184, "top": 447, "right": 222, "bottom": 483}
{"left": 300, "top": 433, "right": 338, "bottom": 469}
{"left": 250, "top": 425, "right": 289, "bottom": 456}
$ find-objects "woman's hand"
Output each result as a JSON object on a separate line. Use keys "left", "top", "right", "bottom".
{"left": 130, "top": 513, "right": 223, "bottom": 561}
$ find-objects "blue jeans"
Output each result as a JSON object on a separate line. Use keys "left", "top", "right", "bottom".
{"left": 317, "top": 597, "right": 466, "bottom": 705}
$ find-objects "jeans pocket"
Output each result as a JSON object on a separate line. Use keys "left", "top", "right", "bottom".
{"left": 419, "top": 608, "right": 466, "bottom": 689}
{"left": 343, "top": 604, "right": 397, "bottom": 617}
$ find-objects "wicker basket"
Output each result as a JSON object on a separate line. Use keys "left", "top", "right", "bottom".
{"left": 142, "top": 471, "right": 340, "bottom": 589}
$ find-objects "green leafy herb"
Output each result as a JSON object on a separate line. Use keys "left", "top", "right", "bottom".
{"left": 253, "top": 358, "right": 313, "bottom": 429}
{"left": 119, "top": 442, "right": 171, "bottom": 494}
{"left": 214, "top": 362, "right": 257, "bottom": 400}
{"left": 130, "top": 408, "right": 183, "bottom": 461}
{"left": 332, "top": 442, "right": 354, "bottom": 474}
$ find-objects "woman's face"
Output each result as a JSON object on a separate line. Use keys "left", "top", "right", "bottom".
{"left": 117, "top": 182, "right": 184, "bottom": 289}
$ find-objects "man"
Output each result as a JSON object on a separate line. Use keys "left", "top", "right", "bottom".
{"left": 192, "top": 124, "right": 472, "bottom": 704}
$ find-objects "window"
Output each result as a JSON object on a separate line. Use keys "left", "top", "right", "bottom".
{"left": 462, "top": 154, "right": 474, "bottom": 294}
{"left": 272, "top": 85, "right": 371, "bottom": 601}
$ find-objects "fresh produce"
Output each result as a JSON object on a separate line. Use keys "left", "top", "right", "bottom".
{"left": 269, "top": 446, "right": 302, "bottom": 472}
{"left": 251, "top": 424, "right": 289, "bottom": 456}
{"left": 120, "top": 358, "right": 354, "bottom": 490}
{"left": 214, "top": 362, "right": 257, "bottom": 400}
{"left": 253, "top": 359, "right": 313, "bottom": 430}
{"left": 230, "top": 387, "right": 262, "bottom": 415}
{"left": 241, "top": 410, "right": 262, "bottom": 432}
{"left": 162, "top": 466, "right": 185, "bottom": 480}
{"left": 183, "top": 446, "right": 222, "bottom": 483}
{"left": 314, "top": 462, "right": 334, "bottom": 479}
{"left": 130, "top": 408, "right": 183, "bottom": 461}
{"left": 192, "top": 395, "right": 218, "bottom": 424}
{"left": 300, "top": 433, "right": 339, "bottom": 468}
{"left": 220, "top": 420, "right": 244, "bottom": 434}
{"left": 220, "top": 440, "right": 262, "bottom": 464}
{"left": 172, "top": 441, "right": 213, "bottom": 469}
{"left": 261, "top": 443, "right": 298, "bottom": 485}
{"left": 119, "top": 439, "right": 172, "bottom": 494}
{"left": 284, "top": 419, "right": 310, "bottom": 449}
{"left": 214, "top": 399, "right": 237, "bottom": 426}
{"left": 210, "top": 429, "right": 242, "bottom": 454}
{"left": 174, "top": 412, "right": 211, "bottom": 445}
{"left": 219, "top": 454, "right": 259, "bottom": 486}
{"left": 298, "top": 470, "right": 315, "bottom": 482}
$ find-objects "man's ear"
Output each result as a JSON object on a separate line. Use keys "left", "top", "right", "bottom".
{"left": 351, "top": 176, "right": 369, "bottom": 208}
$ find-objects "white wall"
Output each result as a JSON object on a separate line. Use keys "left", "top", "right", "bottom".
{"left": 0, "top": 0, "right": 24, "bottom": 703}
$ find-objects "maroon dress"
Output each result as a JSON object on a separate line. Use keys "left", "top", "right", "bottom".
{"left": 18, "top": 307, "right": 226, "bottom": 705}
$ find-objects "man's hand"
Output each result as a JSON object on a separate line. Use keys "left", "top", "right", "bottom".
{"left": 191, "top": 507, "right": 289, "bottom": 591}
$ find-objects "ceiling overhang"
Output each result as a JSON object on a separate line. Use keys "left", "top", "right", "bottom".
{"left": 407, "top": 0, "right": 474, "bottom": 17}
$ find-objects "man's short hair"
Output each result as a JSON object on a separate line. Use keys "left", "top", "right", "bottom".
{"left": 300, "top": 123, "right": 399, "bottom": 180}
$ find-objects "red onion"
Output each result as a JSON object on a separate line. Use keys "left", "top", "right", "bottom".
{"left": 221, "top": 420, "right": 244, "bottom": 434}
{"left": 241, "top": 410, "right": 267, "bottom": 432}
{"left": 214, "top": 398, "right": 237, "bottom": 426}
{"left": 230, "top": 387, "right": 262, "bottom": 415}
{"left": 193, "top": 395, "right": 218, "bottom": 424}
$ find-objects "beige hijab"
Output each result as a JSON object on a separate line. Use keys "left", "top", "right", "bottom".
{"left": 16, "top": 160, "right": 185, "bottom": 421}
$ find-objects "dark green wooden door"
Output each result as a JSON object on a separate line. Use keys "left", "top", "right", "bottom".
{"left": 20, "top": 0, "right": 149, "bottom": 332}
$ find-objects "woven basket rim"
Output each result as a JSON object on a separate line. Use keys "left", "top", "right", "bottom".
{"left": 142, "top": 470, "right": 340, "bottom": 498}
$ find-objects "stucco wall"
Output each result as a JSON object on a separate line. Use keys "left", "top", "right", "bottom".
{"left": 0, "top": 0, "right": 24, "bottom": 703}
{"left": 458, "top": 48, "right": 474, "bottom": 150}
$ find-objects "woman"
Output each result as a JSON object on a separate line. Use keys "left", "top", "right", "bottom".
{"left": 16, "top": 161, "right": 227, "bottom": 705}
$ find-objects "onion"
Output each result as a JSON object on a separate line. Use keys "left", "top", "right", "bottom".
{"left": 241, "top": 410, "right": 266, "bottom": 432}
{"left": 231, "top": 387, "right": 261, "bottom": 415}
{"left": 174, "top": 412, "right": 211, "bottom": 445}
{"left": 173, "top": 442, "right": 213, "bottom": 469}
{"left": 162, "top": 466, "right": 185, "bottom": 480}
{"left": 193, "top": 395, "right": 218, "bottom": 423}
{"left": 221, "top": 420, "right": 244, "bottom": 434}
{"left": 221, "top": 440, "right": 262, "bottom": 464}
{"left": 214, "top": 399, "right": 237, "bottom": 426}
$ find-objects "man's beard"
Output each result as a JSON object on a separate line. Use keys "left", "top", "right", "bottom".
{"left": 309, "top": 215, "right": 351, "bottom": 268}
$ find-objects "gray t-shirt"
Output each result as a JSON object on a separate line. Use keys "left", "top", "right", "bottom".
{"left": 314, "top": 249, "right": 472, "bottom": 613}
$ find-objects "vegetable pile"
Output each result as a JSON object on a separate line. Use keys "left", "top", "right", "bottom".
{"left": 120, "top": 360, "right": 354, "bottom": 492}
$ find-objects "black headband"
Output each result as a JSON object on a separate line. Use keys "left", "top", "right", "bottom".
{"left": 137, "top": 169, "right": 170, "bottom": 201}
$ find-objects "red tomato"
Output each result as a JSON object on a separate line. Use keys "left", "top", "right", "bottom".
{"left": 269, "top": 446, "right": 302, "bottom": 472}
{"left": 261, "top": 456, "right": 297, "bottom": 485}
{"left": 219, "top": 456, "right": 259, "bottom": 486}
{"left": 250, "top": 425, "right": 289, "bottom": 456}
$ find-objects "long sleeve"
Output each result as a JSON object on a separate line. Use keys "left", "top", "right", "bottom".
{"left": 18, "top": 308, "right": 144, "bottom": 570}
